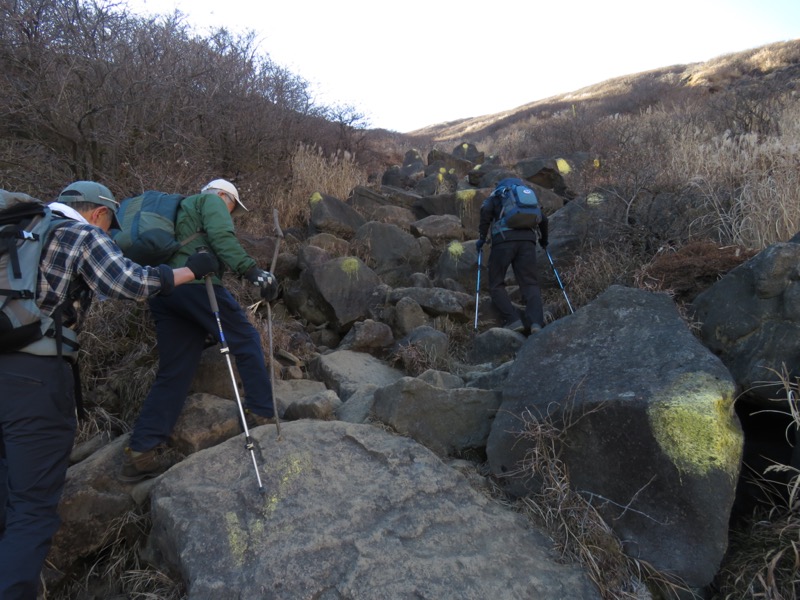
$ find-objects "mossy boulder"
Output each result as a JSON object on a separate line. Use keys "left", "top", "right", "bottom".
{"left": 486, "top": 285, "right": 743, "bottom": 588}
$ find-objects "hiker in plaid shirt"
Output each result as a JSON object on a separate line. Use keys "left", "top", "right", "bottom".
{"left": 0, "top": 181, "right": 217, "bottom": 600}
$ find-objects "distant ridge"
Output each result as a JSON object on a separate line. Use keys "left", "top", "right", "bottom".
{"left": 404, "top": 39, "right": 800, "bottom": 142}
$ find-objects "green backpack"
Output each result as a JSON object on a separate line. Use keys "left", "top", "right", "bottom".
{"left": 113, "top": 191, "right": 202, "bottom": 266}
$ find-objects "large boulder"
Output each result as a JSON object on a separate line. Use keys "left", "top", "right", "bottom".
{"left": 373, "top": 377, "right": 502, "bottom": 456}
{"left": 145, "top": 421, "right": 601, "bottom": 599}
{"left": 691, "top": 241, "right": 800, "bottom": 405}
{"left": 413, "top": 189, "right": 489, "bottom": 233}
{"left": 545, "top": 193, "right": 627, "bottom": 259}
{"left": 351, "top": 221, "right": 428, "bottom": 286}
{"left": 287, "top": 256, "right": 381, "bottom": 332}
{"left": 308, "top": 192, "right": 366, "bottom": 239}
{"left": 308, "top": 349, "right": 405, "bottom": 400}
{"left": 487, "top": 285, "right": 743, "bottom": 588}
{"left": 386, "top": 287, "right": 474, "bottom": 322}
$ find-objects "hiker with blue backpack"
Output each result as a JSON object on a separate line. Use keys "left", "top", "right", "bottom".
{"left": 119, "top": 179, "right": 279, "bottom": 482}
{"left": 476, "top": 178, "right": 549, "bottom": 335}
{"left": 0, "top": 182, "right": 217, "bottom": 599}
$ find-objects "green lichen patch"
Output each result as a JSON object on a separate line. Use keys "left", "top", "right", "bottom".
{"left": 648, "top": 373, "right": 742, "bottom": 479}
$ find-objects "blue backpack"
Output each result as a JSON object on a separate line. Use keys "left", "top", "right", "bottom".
{"left": 494, "top": 179, "right": 542, "bottom": 230}
{"left": 113, "top": 191, "right": 201, "bottom": 266}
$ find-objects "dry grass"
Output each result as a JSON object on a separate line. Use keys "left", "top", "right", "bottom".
{"left": 388, "top": 340, "right": 442, "bottom": 376}
{"left": 686, "top": 41, "right": 800, "bottom": 88}
{"left": 269, "top": 143, "right": 370, "bottom": 231}
{"left": 558, "top": 240, "right": 651, "bottom": 310}
{"left": 714, "top": 372, "right": 800, "bottom": 600}
{"left": 78, "top": 299, "right": 159, "bottom": 424}
{"left": 46, "top": 510, "right": 185, "bottom": 600}
{"left": 513, "top": 407, "right": 693, "bottom": 599}
{"left": 649, "top": 95, "right": 800, "bottom": 250}
{"left": 683, "top": 128, "right": 800, "bottom": 249}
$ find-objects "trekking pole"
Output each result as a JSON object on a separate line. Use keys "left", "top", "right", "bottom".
{"left": 267, "top": 208, "right": 283, "bottom": 440}
{"left": 473, "top": 248, "right": 482, "bottom": 332}
{"left": 204, "top": 274, "right": 265, "bottom": 493}
{"left": 546, "top": 248, "right": 574, "bottom": 314}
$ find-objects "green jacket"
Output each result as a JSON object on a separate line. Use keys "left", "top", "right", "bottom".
{"left": 168, "top": 192, "right": 256, "bottom": 285}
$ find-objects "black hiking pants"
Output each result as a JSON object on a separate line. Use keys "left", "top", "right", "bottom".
{"left": 488, "top": 239, "right": 544, "bottom": 329}
{"left": 0, "top": 353, "right": 76, "bottom": 599}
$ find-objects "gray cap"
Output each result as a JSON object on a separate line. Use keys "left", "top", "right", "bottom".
{"left": 57, "top": 181, "right": 121, "bottom": 229}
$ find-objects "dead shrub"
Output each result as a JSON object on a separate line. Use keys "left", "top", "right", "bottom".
{"left": 269, "top": 144, "right": 370, "bottom": 231}
{"left": 634, "top": 240, "right": 757, "bottom": 304}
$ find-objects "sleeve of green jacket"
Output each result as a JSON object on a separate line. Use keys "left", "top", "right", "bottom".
{"left": 174, "top": 193, "right": 256, "bottom": 279}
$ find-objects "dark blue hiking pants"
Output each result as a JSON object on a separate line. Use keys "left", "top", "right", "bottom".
{"left": 488, "top": 239, "right": 545, "bottom": 329}
{"left": 0, "top": 353, "right": 76, "bottom": 600}
{"left": 129, "top": 283, "right": 273, "bottom": 452}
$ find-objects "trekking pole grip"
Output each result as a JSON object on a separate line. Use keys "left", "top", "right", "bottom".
{"left": 204, "top": 275, "right": 220, "bottom": 313}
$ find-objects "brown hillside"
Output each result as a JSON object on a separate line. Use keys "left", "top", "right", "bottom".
{"left": 401, "top": 39, "right": 800, "bottom": 143}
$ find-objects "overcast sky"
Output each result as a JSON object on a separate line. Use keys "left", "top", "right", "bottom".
{"left": 126, "top": 0, "right": 800, "bottom": 132}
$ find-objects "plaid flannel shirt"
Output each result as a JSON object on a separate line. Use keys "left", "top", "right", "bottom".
{"left": 37, "top": 220, "right": 171, "bottom": 327}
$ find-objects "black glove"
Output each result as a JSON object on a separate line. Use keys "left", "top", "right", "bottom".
{"left": 476, "top": 239, "right": 485, "bottom": 251}
{"left": 539, "top": 238, "right": 548, "bottom": 249}
{"left": 185, "top": 252, "right": 219, "bottom": 279}
{"left": 245, "top": 266, "right": 279, "bottom": 301}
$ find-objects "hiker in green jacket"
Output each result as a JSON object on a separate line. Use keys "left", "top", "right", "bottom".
{"left": 120, "top": 179, "right": 279, "bottom": 482}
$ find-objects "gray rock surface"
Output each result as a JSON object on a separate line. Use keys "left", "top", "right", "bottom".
{"left": 146, "top": 421, "right": 600, "bottom": 599}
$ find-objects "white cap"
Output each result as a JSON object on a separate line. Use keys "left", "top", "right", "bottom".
{"left": 201, "top": 179, "right": 248, "bottom": 213}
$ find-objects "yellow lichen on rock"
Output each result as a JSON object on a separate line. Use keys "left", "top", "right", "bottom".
{"left": 455, "top": 189, "right": 476, "bottom": 219}
{"left": 448, "top": 240, "right": 464, "bottom": 261}
{"left": 556, "top": 158, "right": 571, "bottom": 174}
{"left": 224, "top": 512, "right": 247, "bottom": 566}
{"left": 648, "top": 373, "right": 742, "bottom": 479}
{"left": 309, "top": 192, "right": 323, "bottom": 204}
{"left": 587, "top": 192, "right": 605, "bottom": 204}
{"left": 262, "top": 452, "right": 313, "bottom": 516}
{"left": 340, "top": 257, "right": 360, "bottom": 279}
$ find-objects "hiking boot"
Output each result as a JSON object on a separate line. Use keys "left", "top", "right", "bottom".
{"left": 244, "top": 409, "right": 276, "bottom": 429}
{"left": 528, "top": 323, "right": 542, "bottom": 334}
{"left": 119, "top": 444, "right": 180, "bottom": 483}
{"left": 503, "top": 320, "right": 525, "bottom": 333}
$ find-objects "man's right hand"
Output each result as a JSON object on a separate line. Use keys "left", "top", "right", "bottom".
{"left": 185, "top": 252, "right": 219, "bottom": 279}
{"left": 476, "top": 239, "right": 485, "bottom": 251}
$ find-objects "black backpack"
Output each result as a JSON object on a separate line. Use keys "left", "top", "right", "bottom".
{"left": 0, "top": 190, "right": 78, "bottom": 357}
